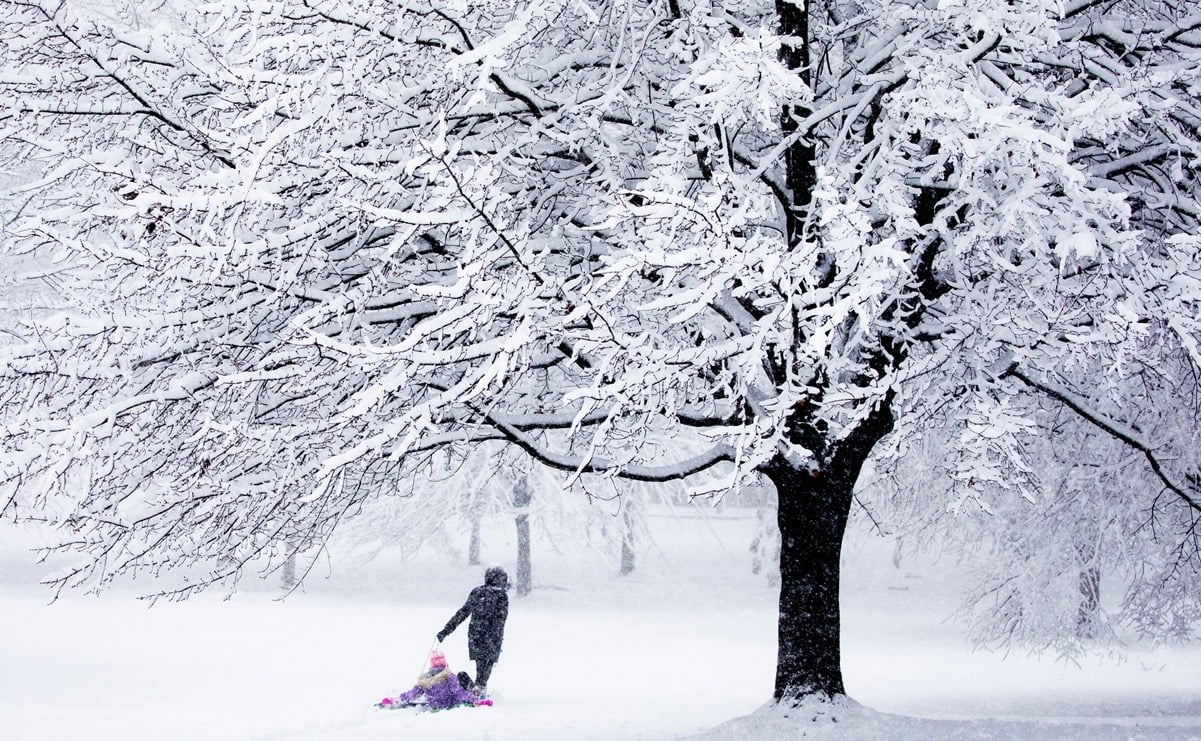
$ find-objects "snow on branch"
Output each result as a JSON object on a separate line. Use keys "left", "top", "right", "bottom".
{"left": 1005, "top": 365, "right": 1201, "bottom": 514}
{"left": 482, "top": 407, "right": 736, "bottom": 483}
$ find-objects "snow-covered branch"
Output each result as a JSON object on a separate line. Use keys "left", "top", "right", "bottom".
{"left": 1006, "top": 365, "right": 1201, "bottom": 515}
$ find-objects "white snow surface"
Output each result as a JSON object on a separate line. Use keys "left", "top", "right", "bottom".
{"left": 2, "top": 507, "right": 1200, "bottom": 740}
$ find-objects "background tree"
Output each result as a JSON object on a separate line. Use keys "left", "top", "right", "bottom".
{"left": 866, "top": 358, "right": 1201, "bottom": 660}
{"left": 2, "top": 0, "right": 1200, "bottom": 706}
{"left": 512, "top": 472, "right": 534, "bottom": 596}
{"left": 291, "top": 438, "right": 657, "bottom": 591}
{"left": 618, "top": 495, "right": 638, "bottom": 577}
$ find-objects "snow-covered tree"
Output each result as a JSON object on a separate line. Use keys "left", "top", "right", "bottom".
{"left": 2, "top": 0, "right": 1200, "bottom": 704}
{"left": 868, "top": 348, "right": 1201, "bottom": 659}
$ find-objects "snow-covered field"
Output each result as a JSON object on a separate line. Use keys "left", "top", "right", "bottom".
{"left": 2, "top": 506, "right": 1199, "bottom": 740}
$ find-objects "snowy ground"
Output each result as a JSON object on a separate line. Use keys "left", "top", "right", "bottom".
{"left": 2, "top": 505, "right": 1200, "bottom": 740}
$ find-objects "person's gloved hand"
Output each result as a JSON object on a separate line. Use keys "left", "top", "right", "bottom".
{"left": 436, "top": 632, "right": 445, "bottom": 643}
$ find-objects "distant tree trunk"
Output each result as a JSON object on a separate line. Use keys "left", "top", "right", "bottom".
{"left": 514, "top": 475, "right": 533, "bottom": 596}
{"left": 1073, "top": 532, "right": 1102, "bottom": 638}
{"left": 620, "top": 503, "right": 636, "bottom": 576}
{"left": 281, "top": 554, "right": 296, "bottom": 590}
{"left": 763, "top": 401, "right": 893, "bottom": 702}
{"left": 468, "top": 488, "right": 482, "bottom": 566}
{"left": 1077, "top": 564, "right": 1101, "bottom": 638}
{"left": 469, "top": 520, "right": 482, "bottom": 565}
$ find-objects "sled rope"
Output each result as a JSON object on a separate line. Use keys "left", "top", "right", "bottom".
{"left": 417, "top": 639, "right": 439, "bottom": 680}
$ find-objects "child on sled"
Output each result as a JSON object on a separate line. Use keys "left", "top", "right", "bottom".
{"left": 379, "top": 650, "right": 491, "bottom": 710}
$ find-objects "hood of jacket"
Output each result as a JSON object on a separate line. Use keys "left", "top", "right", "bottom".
{"left": 484, "top": 566, "right": 508, "bottom": 589}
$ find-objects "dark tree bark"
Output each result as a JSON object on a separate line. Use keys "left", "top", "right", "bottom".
{"left": 761, "top": 0, "right": 933, "bottom": 697}
{"left": 514, "top": 475, "right": 533, "bottom": 596}
{"left": 763, "top": 458, "right": 849, "bottom": 699}
{"left": 776, "top": 0, "right": 815, "bottom": 245}
{"left": 763, "top": 401, "right": 894, "bottom": 702}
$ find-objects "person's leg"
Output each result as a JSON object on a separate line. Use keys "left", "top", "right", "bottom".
{"left": 474, "top": 659, "right": 494, "bottom": 691}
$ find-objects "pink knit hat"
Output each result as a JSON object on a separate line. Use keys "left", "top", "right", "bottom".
{"left": 429, "top": 650, "right": 447, "bottom": 669}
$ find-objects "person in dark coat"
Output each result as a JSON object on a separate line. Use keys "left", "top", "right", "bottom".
{"left": 437, "top": 566, "right": 509, "bottom": 693}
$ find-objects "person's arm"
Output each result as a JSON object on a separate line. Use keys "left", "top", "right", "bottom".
{"left": 437, "top": 596, "right": 472, "bottom": 641}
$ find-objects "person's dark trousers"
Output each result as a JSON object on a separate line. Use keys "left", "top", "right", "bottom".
{"left": 475, "top": 660, "right": 495, "bottom": 690}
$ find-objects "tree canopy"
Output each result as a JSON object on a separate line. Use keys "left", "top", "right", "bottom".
{"left": 2, "top": 0, "right": 1200, "bottom": 702}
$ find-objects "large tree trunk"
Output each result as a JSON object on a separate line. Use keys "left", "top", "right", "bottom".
{"left": 764, "top": 458, "right": 851, "bottom": 699}
{"left": 763, "top": 400, "right": 894, "bottom": 702}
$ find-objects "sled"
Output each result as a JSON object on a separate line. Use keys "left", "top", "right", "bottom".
{"left": 376, "top": 642, "right": 493, "bottom": 711}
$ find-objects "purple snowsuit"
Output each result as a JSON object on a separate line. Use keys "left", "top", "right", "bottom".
{"left": 396, "top": 669, "right": 477, "bottom": 710}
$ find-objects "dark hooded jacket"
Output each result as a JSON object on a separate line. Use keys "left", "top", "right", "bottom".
{"left": 438, "top": 568, "right": 509, "bottom": 663}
